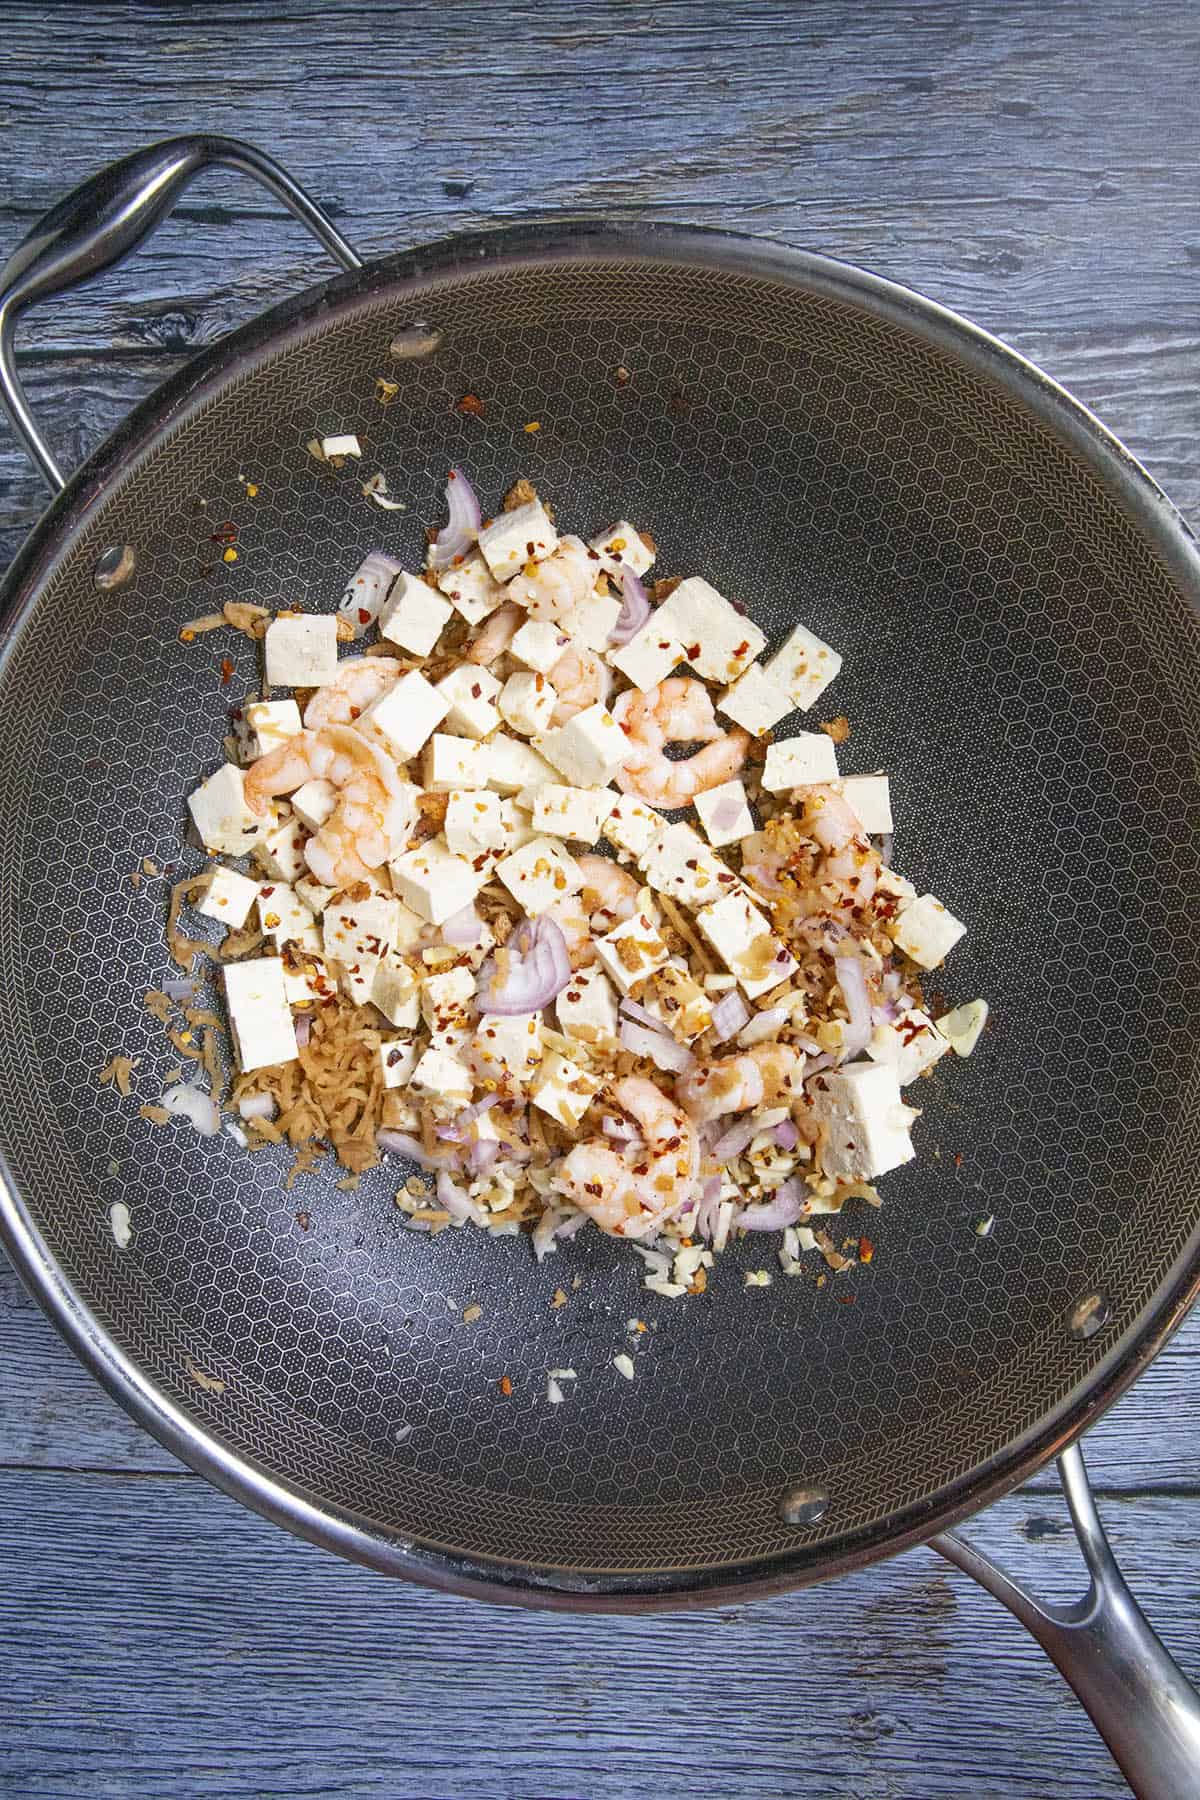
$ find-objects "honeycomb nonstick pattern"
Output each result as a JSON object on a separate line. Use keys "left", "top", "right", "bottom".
{"left": 1, "top": 248, "right": 1199, "bottom": 1581}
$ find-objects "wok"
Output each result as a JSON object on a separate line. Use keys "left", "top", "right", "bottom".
{"left": 1, "top": 137, "right": 1198, "bottom": 1796}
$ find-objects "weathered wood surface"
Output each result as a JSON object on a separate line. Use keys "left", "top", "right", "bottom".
{"left": 1, "top": 2, "right": 1199, "bottom": 1795}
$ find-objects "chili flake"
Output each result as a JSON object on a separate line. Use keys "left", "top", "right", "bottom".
{"left": 456, "top": 393, "right": 485, "bottom": 418}
{"left": 497, "top": 1374, "right": 513, "bottom": 1396}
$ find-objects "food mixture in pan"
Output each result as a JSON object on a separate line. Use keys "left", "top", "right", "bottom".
{"left": 143, "top": 466, "right": 986, "bottom": 1296}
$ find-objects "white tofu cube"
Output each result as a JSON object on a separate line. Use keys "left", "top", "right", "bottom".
{"left": 891, "top": 893, "right": 967, "bottom": 969}
{"left": 510, "top": 619, "right": 571, "bottom": 674}
{"left": 593, "top": 910, "right": 671, "bottom": 995}
{"left": 807, "top": 1062, "right": 916, "bottom": 1182}
{"left": 608, "top": 622, "right": 683, "bottom": 691}
{"left": 420, "top": 965, "right": 477, "bottom": 1035}
{"left": 223, "top": 957, "right": 298, "bottom": 1072}
{"left": 389, "top": 837, "right": 487, "bottom": 924}
{"left": 531, "top": 784, "right": 617, "bottom": 843}
{"left": 868, "top": 1005, "right": 951, "bottom": 1086}
{"left": 494, "top": 798, "right": 537, "bottom": 852}
{"left": 693, "top": 779, "right": 755, "bottom": 849}
{"left": 470, "top": 1011, "right": 543, "bottom": 1086}
{"left": 498, "top": 670, "right": 557, "bottom": 738}
{"left": 338, "top": 551, "right": 403, "bottom": 639}
{"left": 639, "top": 822, "right": 740, "bottom": 909}
{"left": 410, "top": 1046, "right": 473, "bottom": 1109}
{"left": 531, "top": 1050, "right": 600, "bottom": 1128}
{"left": 762, "top": 621, "right": 843, "bottom": 711}
{"left": 485, "top": 733, "right": 559, "bottom": 795}
{"left": 494, "top": 836, "right": 582, "bottom": 915}
{"left": 841, "top": 774, "right": 893, "bottom": 836}
{"left": 937, "top": 997, "right": 989, "bottom": 1058}
{"left": 654, "top": 576, "right": 765, "bottom": 683}
{"left": 876, "top": 865, "right": 918, "bottom": 907}
{"left": 372, "top": 951, "right": 420, "bottom": 1028}
{"left": 322, "top": 890, "right": 402, "bottom": 981}
{"left": 187, "top": 763, "right": 265, "bottom": 856}
{"left": 696, "top": 892, "right": 797, "bottom": 999}
{"left": 435, "top": 551, "right": 506, "bottom": 626}
{"left": 539, "top": 702, "right": 627, "bottom": 788}
{"left": 257, "top": 883, "right": 320, "bottom": 952}
{"left": 555, "top": 965, "right": 620, "bottom": 1048}
{"left": 476, "top": 499, "right": 558, "bottom": 582}
{"left": 571, "top": 588, "right": 622, "bottom": 652}
{"left": 718, "top": 662, "right": 793, "bottom": 736}
{"left": 290, "top": 778, "right": 337, "bottom": 833}
{"left": 589, "top": 520, "right": 656, "bottom": 576}
{"left": 363, "top": 670, "right": 449, "bottom": 760}
{"left": 236, "top": 698, "right": 303, "bottom": 763}
{"left": 280, "top": 946, "right": 333, "bottom": 1008}
{"left": 378, "top": 570, "right": 452, "bottom": 655}
{"left": 435, "top": 663, "right": 502, "bottom": 739}
{"left": 444, "top": 789, "right": 508, "bottom": 856}
{"left": 196, "top": 865, "right": 260, "bottom": 929}
{"left": 762, "top": 732, "right": 840, "bottom": 792}
{"left": 294, "top": 876, "right": 336, "bottom": 917}
{"left": 422, "top": 734, "right": 489, "bottom": 792}
{"left": 264, "top": 614, "right": 338, "bottom": 688}
{"left": 253, "top": 815, "right": 309, "bottom": 884}
{"left": 602, "top": 797, "right": 663, "bottom": 861}
{"left": 379, "top": 1036, "right": 420, "bottom": 1088}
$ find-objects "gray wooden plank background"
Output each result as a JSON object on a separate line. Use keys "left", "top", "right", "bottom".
{"left": 1, "top": 3, "right": 1198, "bottom": 1795}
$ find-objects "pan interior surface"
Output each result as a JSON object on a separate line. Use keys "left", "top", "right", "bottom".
{"left": 1, "top": 241, "right": 1198, "bottom": 1594}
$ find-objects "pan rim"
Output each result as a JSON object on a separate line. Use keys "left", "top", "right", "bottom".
{"left": 2, "top": 217, "right": 1198, "bottom": 1609}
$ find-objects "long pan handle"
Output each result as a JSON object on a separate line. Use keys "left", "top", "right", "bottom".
{"left": 0, "top": 135, "right": 362, "bottom": 494}
{"left": 932, "top": 1443, "right": 1200, "bottom": 1797}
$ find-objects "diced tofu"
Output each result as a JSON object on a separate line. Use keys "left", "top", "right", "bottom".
{"left": 379, "top": 1036, "right": 420, "bottom": 1088}
{"left": 322, "top": 891, "right": 402, "bottom": 985}
{"left": 290, "top": 778, "right": 337, "bottom": 833}
{"left": 539, "top": 702, "right": 627, "bottom": 787}
{"left": 696, "top": 892, "right": 797, "bottom": 1000}
{"left": 639, "top": 822, "right": 740, "bottom": 909}
{"left": 589, "top": 520, "right": 656, "bottom": 576}
{"left": 841, "top": 774, "right": 892, "bottom": 836}
{"left": 196, "top": 865, "right": 260, "bottom": 929}
{"left": 718, "top": 662, "right": 793, "bottom": 736}
{"left": 372, "top": 951, "right": 420, "bottom": 1028}
{"left": 257, "top": 883, "right": 320, "bottom": 952}
{"left": 235, "top": 698, "right": 303, "bottom": 763}
{"left": 608, "top": 622, "right": 683, "bottom": 691}
{"left": 389, "top": 837, "right": 487, "bottom": 924}
{"left": 762, "top": 732, "right": 840, "bottom": 792}
{"left": 253, "top": 815, "right": 309, "bottom": 883}
{"left": 338, "top": 551, "right": 403, "bottom": 639}
{"left": 602, "top": 797, "right": 663, "bottom": 861}
{"left": 571, "top": 589, "right": 622, "bottom": 652}
{"left": 436, "top": 664, "right": 502, "bottom": 739}
{"left": 653, "top": 576, "right": 765, "bottom": 683}
{"left": 485, "top": 733, "right": 559, "bottom": 795}
{"left": 444, "top": 788, "right": 508, "bottom": 856}
{"left": 593, "top": 909, "right": 671, "bottom": 995}
{"left": 643, "top": 961, "right": 713, "bottom": 1041}
{"left": 295, "top": 876, "right": 336, "bottom": 917}
{"left": 471, "top": 1011, "right": 543, "bottom": 1086}
{"left": 891, "top": 893, "right": 967, "bottom": 969}
{"left": 223, "top": 957, "right": 298, "bottom": 1072}
{"left": 498, "top": 670, "right": 557, "bottom": 738}
{"left": 555, "top": 965, "right": 619, "bottom": 1048}
{"left": 363, "top": 669, "right": 449, "bottom": 760}
{"left": 868, "top": 1005, "right": 950, "bottom": 1085}
{"left": 807, "top": 1062, "right": 916, "bottom": 1181}
{"left": 264, "top": 614, "right": 339, "bottom": 687}
{"left": 494, "top": 798, "right": 537, "bottom": 852}
{"left": 435, "top": 551, "right": 506, "bottom": 626}
{"left": 531, "top": 1050, "right": 600, "bottom": 1128}
{"left": 187, "top": 763, "right": 265, "bottom": 856}
{"left": 531, "top": 784, "right": 617, "bottom": 843}
{"left": 875, "top": 865, "right": 918, "bottom": 908}
{"left": 280, "top": 946, "right": 333, "bottom": 1008}
{"left": 510, "top": 619, "right": 571, "bottom": 674}
{"left": 495, "top": 836, "right": 582, "bottom": 915}
{"left": 693, "top": 778, "right": 755, "bottom": 849}
{"left": 379, "top": 570, "right": 452, "bottom": 655}
{"left": 476, "top": 499, "right": 558, "bottom": 582}
{"left": 422, "top": 734, "right": 489, "bottom": 792}
{"left": 420, "top": 965, "right": 477, "bottom": 1034}
{"left": 762, "top": 621, "right": 843, "bottom": 712}
{"left": 937, "top": 997, "right": 989, "bottom": 1058}
{"left": 410, "top": 1046, "right": 473, "bottom": 1109}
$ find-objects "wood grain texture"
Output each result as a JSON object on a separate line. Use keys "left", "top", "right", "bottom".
{"left": 2, "top": 4, "right": 1200, "bottom": 1795}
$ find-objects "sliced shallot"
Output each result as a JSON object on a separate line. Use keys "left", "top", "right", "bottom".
{"left": 609, "top": 566, "right": 651, "bottom": 645}
{"left": 428, "top": 466, "right": 481, "bottom": 569}
{"left": 476, "top": 916, "right": 571, "bottom": 1015}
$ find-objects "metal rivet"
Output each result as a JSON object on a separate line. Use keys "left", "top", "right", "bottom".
{"left": 94, "top": 543, "right": 136, "bottom": 591}
{"left": 389, "top": 322, "right": 443, "bottom": 360}
{"left": 778, "top": 1484, "right": 830, "bottom": 1527}
{"left": 1068, "top": 1291, "right": 1112, "bottom": 1340}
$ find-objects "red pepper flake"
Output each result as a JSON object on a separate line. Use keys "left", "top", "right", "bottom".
{"left": 358, "top": 607, "right": 372, "bottom": 625}
{"left": 686, "top": 642, "right": 702, "bottom": 660}
{"left": 497, "top": 1375, "right": 513, "bottom": 1397}
{"left": 209, "top": 521, "right": 238, "bottom": 545}
{"left": 219, "top": 656, "right": 234, "bottom": 686}
{"left": 837, "top": 1293, "right": 856, "bottom": 1305}
{"left": 859, "top": 1235, "right": 875, "bottom": 1264}
{"left": 260, "top": 885, "right": 276, "bottom": 898}
{"left": 456, "top": 393, "right": 485, "bottom": 418}
{"left": 954, "top": 1152, "right": 964, "bottom": 1169}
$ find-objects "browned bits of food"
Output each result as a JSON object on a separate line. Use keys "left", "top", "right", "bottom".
{"left": 614, "top": 364, "right": 632, "bottom": 386}
{"left": 375, "top": 377, "right": 400, "bottom": 406}
{"left": 222, "top": 600, "right": 271, "bottom": 640}
{"left": 498, "top": 1375, "right": 513, "bottom": 1397}
{"left": 820, "top": 715, "right": 851, "bottom": 744}
{"left": 178, "top": 613, "right": 226, "bottom": 642}
{"left": 456, "top": 393, "right": 485, "bottom": 418}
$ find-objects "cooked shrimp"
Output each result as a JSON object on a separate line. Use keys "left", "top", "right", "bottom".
{"left": 302, "top": 657, "right": 401, "bottom": 728}
{"left": 799, "top": 785, "right": 879, "bottom": 912}
{"left": 677, "top": 1043, "right": 804, "bottom": 1122}
{"left": 555, "top": 1076, "right": 697, "bottom": 1238}
{"left": 545, "top": 893, "right": 595, "bottom": 970}
{"left": 549, "top": 642, "right": 611, "bottom": 724}
{"left": 507, "top": 536, "right": 599, "bottom": 632}
{"left": 576, "top": 854, "right": 639, "bottom": 929}
{"left": 245, "top": 724, "right": 417, "bottom": 887}
{"left": 466, "top": 601, "right": 524, "bottom": 666}
{"left": 612, "top": 677, "right": 750, "bottom": 807}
